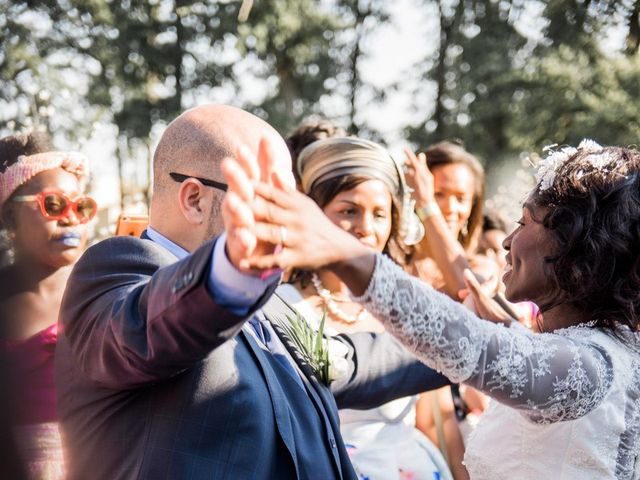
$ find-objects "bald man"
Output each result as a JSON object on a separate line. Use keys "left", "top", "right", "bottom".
{"left": 55, "top": 105, "right": 448, "bottom": 480}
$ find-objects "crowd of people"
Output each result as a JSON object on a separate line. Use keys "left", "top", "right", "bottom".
{"left": 0, "top": 103, "right": 638, "bottom": 480}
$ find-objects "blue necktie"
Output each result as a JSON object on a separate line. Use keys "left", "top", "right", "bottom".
{"left": 248, "top": 316, "right": 306, "bottom": 390}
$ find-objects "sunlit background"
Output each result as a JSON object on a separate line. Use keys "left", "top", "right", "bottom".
{"left": 2, "top": 0, "right": 639, "bottom": 239}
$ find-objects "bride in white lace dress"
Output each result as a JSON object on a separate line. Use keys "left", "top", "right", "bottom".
{"left": 224, "top": 140, "right": 640, "bottom": 479}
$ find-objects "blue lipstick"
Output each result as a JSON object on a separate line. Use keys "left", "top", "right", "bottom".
{"left": 56, "top": 232, "right": 82, "bottom": 247}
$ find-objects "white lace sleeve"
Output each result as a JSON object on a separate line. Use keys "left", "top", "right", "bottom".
{"left": 353, "top": 255, "right": 614, "bottom": 423}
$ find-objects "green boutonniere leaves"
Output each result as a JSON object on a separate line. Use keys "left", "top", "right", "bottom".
{"left": 281, "top": 310, "right": 331, "bottom": 384}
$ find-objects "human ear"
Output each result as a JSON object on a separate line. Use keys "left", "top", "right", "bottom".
{"left": 177, "top": 179, "right": 207, "bottom": 225}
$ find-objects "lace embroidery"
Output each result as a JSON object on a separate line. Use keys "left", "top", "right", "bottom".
{"left": 616, "top": 360, "right": 640, "bottom": 478}
{"left": 355, "top": 263, "right": 489, "bottom": 383}
{"left": 482, "top": 333, "right": 556, "bottom": 399}
{"left": 526, "top": 342, "right": 612, "bottom": 423}
{"left": 353, "top": 255, "right": 614, "bottom": 423}
{"left": 462, "top": 455, "right": 510, "bottom": 480}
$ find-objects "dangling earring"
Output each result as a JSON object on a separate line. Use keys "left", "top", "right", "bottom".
{"left": 0, "top": 228, "right": 16, "bottom": 267}
{"left": 460, "top": 222, "right": 469, "bottom": 238}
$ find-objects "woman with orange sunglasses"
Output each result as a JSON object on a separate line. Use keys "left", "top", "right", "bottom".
{"left": 0, "top": 132, "right": 97, "bottom": 480}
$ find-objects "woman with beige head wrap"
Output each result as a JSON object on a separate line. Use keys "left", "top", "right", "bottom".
{"left": 0, "top": 132, "right": 97, "bottom": 480}
{"left": 277, "top": 136, "right": 453, "bottom": 480}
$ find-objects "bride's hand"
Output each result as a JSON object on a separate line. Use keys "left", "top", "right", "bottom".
{"left": 460, "top": 269, "right": 514, "bottom": 326}
{"left": 234, "top": 181, "right": 376, "bottom": 295}
{"left": 240, "top": 181, "right": 368, "bottom": 271}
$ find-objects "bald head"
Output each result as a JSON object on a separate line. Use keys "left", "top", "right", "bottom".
{"left": 153, "top": 104, "right": 290, "bottom": 195}
{"left": 149, "top": 104, "right": 292, "bottom": 251}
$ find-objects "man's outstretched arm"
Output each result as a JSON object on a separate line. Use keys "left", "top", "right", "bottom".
{"left": 330, "top": 331, "right": 450, "bottom": 409}
{"left": 60, "top": 235, "right": 277, "bottom": 389}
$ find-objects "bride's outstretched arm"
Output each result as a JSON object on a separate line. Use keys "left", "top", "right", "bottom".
{"left": 223, "top": 173, "right": 613, "bottom": 424}
{"left": 355, "top": 254, "right": 613, "bottom": 423}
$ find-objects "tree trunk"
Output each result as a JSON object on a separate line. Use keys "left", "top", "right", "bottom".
{"left": 626, "top": 2, "right": 640, "bottom": 55}
{"left": 174, "top": 0, "right": 185, "bottom": 113}
{"left": 348, "top": 0, "right": 370, "bottom": 135}
{"left": 433, "top": 0, "right": 464, "bottom": 139}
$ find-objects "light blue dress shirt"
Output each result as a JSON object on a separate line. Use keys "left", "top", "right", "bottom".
{"left": 145, "top": 227, "right": 305, "bottom": 389}
{"left": 146, "top": 226, "right": 278, "bottom": 315}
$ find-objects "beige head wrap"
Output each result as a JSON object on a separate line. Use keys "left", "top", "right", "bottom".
{"left": 297, "top": 137, "right": 424, "bottom": 245}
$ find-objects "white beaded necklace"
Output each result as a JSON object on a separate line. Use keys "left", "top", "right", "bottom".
{"left": 310, "top": 272, "right": 370, "bottom": 324}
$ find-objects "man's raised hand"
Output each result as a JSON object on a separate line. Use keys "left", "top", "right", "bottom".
{"left": 221, "top": 137, "right": 294, "bottom": 275}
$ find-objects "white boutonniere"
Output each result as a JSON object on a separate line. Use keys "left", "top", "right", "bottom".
{"left": 281, "top": 311, "right": 349, "bottom": 385}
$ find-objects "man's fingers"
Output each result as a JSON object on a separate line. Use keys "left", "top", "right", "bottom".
{"left": 253, "top": 196, "right": 288, "bottom": 223}
{"left": 270, "top": 171, "right": 293, "bottom": 192}
{"left": 253, "top": 221, "right": 289, "bottom": 246}
{"left": 258, "top": 137, "right": 276, "bottom": 184}
{"left": 236, "top": 145, "right": 260, "bottom": 182}
{"left": 222, "top": 192, "right": 257, "bottom": 257}
{"left": 255, "top": 181, "right": 297, "bottom": 208}
{"left": 235, "top": 228, "right": 257, "bottom": 253}
{"left": 223, "top": 191, "right": 255, "bottom": 229}
{"left": 221, "top": 158, "right": 254, "bottom": 202}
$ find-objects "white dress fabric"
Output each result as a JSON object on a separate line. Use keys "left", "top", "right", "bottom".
{"left": 277, "top": 284, "right": 453, "bottom": 480}
{"left": 352, "top": 254, "right": 640, "bottom": 480}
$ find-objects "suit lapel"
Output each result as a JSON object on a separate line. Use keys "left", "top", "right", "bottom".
{"left": 240, "top": 329, "right": 300, "bottom": 478}
{"left": 261, "top": 293, "right": 346, "bottom": 476}
{"left": 261, "top": 293, "right": 318, "bottom": 382}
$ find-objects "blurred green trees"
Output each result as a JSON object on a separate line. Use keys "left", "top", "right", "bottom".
{"left": 406, "top": 0, "right": 640, "bottom": 161}
{"left": 1, "top": 0, "right": 639, "bottom": 188}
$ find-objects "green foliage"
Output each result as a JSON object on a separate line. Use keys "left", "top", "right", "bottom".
{"left": 407, "top": 0, "right": 528, "bottom": 160}
{"left": 0, "top": 0, "right": 106, "bottom": 138}
{"left": 2, "top": 0, "right": 639, "bottom": 182}
{"left": 281, "top": 310, "right": 330, "bottom": 384}
{"left": 407, "top": 0, "right": 640, "bottom": 166}
{"left": 75, "top": 0, "right": 238, "bottom": 139}
{"left": 508, "top": 46, "right": 640, "bottom": 150}
{"left": 234, "top": 0, "right": 350, "bottom": 134}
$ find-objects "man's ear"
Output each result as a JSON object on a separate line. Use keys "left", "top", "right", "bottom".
{"left": 177, "top": 179, "right": 207, "bottom": 225}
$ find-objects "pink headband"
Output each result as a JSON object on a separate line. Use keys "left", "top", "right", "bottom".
{"left": 0, "top": 151, "right": 88, "bottom": 209}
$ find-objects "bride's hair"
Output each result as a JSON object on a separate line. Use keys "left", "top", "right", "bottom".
{"left": 531, "top": 145, "right": 640, "bottom": 330}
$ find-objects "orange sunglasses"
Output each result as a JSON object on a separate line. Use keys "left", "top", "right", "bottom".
{"left": 12, "top": 191, "right": 97, "bottom": 224}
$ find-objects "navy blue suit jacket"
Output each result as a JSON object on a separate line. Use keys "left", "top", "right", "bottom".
{"left": 55, "top": 234, "right": 449, "bottom": 479}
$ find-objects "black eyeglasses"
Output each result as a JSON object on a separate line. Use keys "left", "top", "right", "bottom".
{"left": 169, "top": 172, "right": 228, "bottom": 192}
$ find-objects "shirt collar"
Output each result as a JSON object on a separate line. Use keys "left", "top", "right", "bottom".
{"left": 146, "top": 226, "right": 190, "bottom": 260}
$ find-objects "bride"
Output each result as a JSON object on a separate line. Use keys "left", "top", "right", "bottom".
{"left": 223, "top": 140, "right": 640, "bottom": 479}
